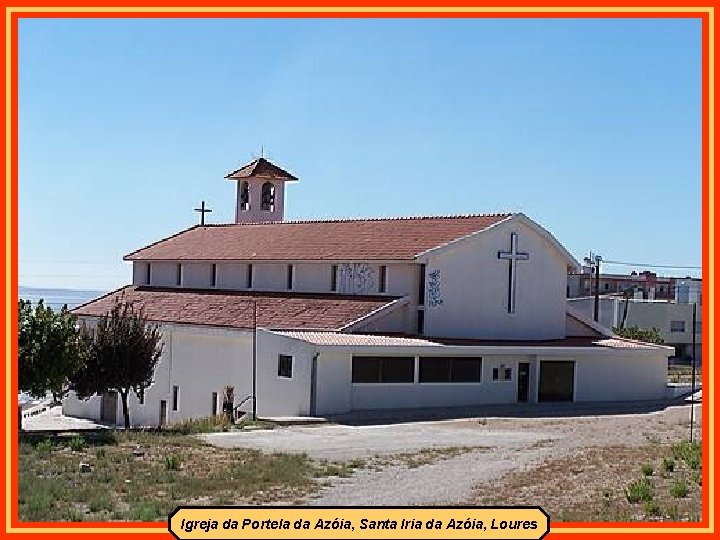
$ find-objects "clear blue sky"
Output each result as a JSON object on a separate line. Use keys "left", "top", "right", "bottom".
{"left": 18, "top": 17, "right": 702, "bottom": 291}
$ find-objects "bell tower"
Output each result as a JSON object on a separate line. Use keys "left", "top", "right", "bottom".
{"left": 225, "top": 157, "right": 298, "bottom": 223}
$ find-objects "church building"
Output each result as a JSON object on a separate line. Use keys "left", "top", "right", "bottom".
{"left": 63, "top": 158, "right": 673, "bottom": 426}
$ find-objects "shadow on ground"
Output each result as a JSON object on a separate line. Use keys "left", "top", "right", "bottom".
{"left": 325, "top": 398, "right": 691, "bottom": 426}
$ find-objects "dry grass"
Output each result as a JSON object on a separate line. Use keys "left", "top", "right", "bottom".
{"left": 19, "top": 430, "right": 343, "bottom": 522}
{"left": 369, "top": 446, "right": 492, "bottom": 470}
{"left": 472, "top": 442, "right": 702, "bottom": 522}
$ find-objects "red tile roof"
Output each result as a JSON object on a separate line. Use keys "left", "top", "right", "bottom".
{"left": 125, "top": 214, "right": 512, "bottom": 261}
{"left": 72, "top": 286, "right": 398, "bottom": 331}
{"left": 225, "top": 157, "right": 298, "bottom": 181}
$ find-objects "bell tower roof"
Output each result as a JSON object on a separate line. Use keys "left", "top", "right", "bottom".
{"left": 225, "top": 157, "right": 298, "bottom": 182}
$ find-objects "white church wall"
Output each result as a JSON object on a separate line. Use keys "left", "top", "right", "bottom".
{"left": 235, "top": 179, "right": 286, "bottom": 223}
{"left": 182, "top": 263, "right": 214, "bottom": 288}
{"left": 216, "top": 263, "right": 251, "bottom": 290}
{"left": 572, "top": 353, "right": 668, "bottom": 402}
{"left": 423, "top": 219, "right": 567, "bottom": 340}
{"left": 254, "top": 332, "right": 315, "bottom": 417}
{"left": 349, "top": 303, "right": 410, "bottom": 333}
{"left": 293, "top": 264, "right": 335, "bottom": 293}
{"left": 132, "top": 262, "right": 149, "bottom": 285}
{"left": 62, "top": 323, "right": 315, "bottom": 426}
{"left": 252, "top": 264, "right": 288, "bottom": 290}
{"left": 314, "top": 351, "right": 353, "bottom": 414}
{"left": 149, "top": 262, "right": 179, "bottom": 287}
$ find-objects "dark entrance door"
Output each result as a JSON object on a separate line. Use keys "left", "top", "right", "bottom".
{"left": 517, "top": 362, "right": 530, "bottom": 403}
{"left": 538, "top": 361, "right": 575, "bottom": 402}
{"left": 159, "top": 400, "right": 168, "bottom": 426}
{"left": 100, "top": 391, "right": 118, "bottom": 424}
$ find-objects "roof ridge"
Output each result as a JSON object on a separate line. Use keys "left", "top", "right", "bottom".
{"left": 197, "top": 213, "right": 515, "bottom": 227}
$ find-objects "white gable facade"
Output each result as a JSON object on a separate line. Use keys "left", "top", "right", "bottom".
{"left": 63, "top": 159, "right": 673, "bottom": 426}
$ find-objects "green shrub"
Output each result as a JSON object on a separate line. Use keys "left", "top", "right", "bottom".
{"left": 691, "top": 470, "right": 702, "bottom": 486}
{"left": 644, "top": 500, "right": 662, "bottom": 516}
{"left": 164, "top": 454, "right": 181, "bottom": 471}
{"left": 670, "top": 479, "right": 688, "bottom": 498}
{"left": 671, "top": 441, "right": 701, "bottom": 470}
{"left": 35, "top": 439, "right": 52, "bottom": 454}
{"left": 661, "top": 457, "right": 675, "bottom": 473}
{"left": 69, "top": 436, "right": 85, "bottom": 452}
{"left": 626, "top": 478, "right": 653, "bottom": 503}
{"left": 641, "top": 463, "right": 654, "bottom": 477}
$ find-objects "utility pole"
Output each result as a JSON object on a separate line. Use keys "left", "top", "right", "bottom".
{"left": 252, "top": 300, "right": 257, "bottom": 422}
{"left": 690, "top": 302, "right": 697, "bottom": 442}
{"left": 584, "top": 253, "right": 602, "bottom": 322}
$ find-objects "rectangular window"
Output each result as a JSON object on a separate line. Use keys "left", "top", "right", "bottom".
{"left": 246, "top": 264, "right": 253, "bottom": 289}
{"left": 503, "top": 367, "right": 512, "bottom": 381}
{"left": 670, "top": 320, "right": 686, "bottom": 333}
{"left": 287, "top": 265, "right": 294, "bottom": 290}
{"left": 492, "top": 368, "right": 499, "bottom": 381}
{"left": 176, "top": 264, "right": 182, "bottom": 286}
{"left": 172, "top": 385, "right": 179, "bottom": 411}
{"left": 211, "top": 392, "right": 218, "bottom": 416}
{"left": 352, "top": 357, "right": 414, "bottom": 383}
{"left": 146, "top": 263, "right": 152, "bottom": 285}
{"left": 137, "top": 388, "right": 145, "bottom": 405}
{"left": 211, "top": 263, "right": 217, "bottom": 287}
{"left": 379, "top": 265, "right": 388, "bottom": 293}
{"left": 278, "top": 354, "right": 293, "bottom": 378}
{"left": 331, "top": 265, "right": 338, "bottom": 292}
{"left": 418, "top": 264, "right": 426, "bottom": 305}
{"left": 419, "top": 357, "right": 482, "bottom": 383}
{"left": 417, "top": 310, "right": 425, "bottom": 335}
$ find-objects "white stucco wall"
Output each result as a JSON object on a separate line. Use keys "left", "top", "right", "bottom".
{"left": 235, "top": 179, "right": 287, "bottom": 224}
{"left": 423, "top": 219, "right": 568, "bottom": 340}
{"left": 216, "top": 263, "right": 251, "bottom": 290}
{"left": 572, "top": 353, "right": 667, "bottom": 401}
{"left": 62, "top": 323, "right": 315, "bottom": 426}
{"left": 182, "top": 263, "right": 214, "bottom": 288}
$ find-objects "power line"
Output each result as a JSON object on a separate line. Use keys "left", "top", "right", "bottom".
{"left": 600, "top": 260, "right": 701, "bottom": 270}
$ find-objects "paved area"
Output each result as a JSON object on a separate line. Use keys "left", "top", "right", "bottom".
{"left": 21, "top": 406, "right": 106, "bottom": 431}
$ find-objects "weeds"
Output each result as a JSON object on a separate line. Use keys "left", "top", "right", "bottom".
{"left": 661, "top": 458, "right": 675, "bottom": 473}
{"left": 164, "top": 454, "right": 181, "bottom": 471}
{"left": 670, "top": 479, "right": 688, "bottom": 498}
{"left": 641, "top": 463, "right": 654, "bottom": 477}
{"left": 625, "top": 478, "right": 653, "bottom": 503}
{"left": 69, "top": 436, "right": 86, "bottom": 452}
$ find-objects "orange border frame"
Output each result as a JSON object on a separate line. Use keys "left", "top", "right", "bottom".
{"left": 1, "top": 2, "right": 715, "bottom": 539}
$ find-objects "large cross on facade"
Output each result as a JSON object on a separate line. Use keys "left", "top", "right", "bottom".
{"left": 497, "top": 232, "right": 530, "bottom": 314}
{"left": 194, "top": 200, "right": 212, "bottom": 226}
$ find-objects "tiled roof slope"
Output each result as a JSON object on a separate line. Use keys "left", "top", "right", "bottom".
{"left": 125, "top": 214, "right": 511, "bottom": 261}
{"left": 225, "top": 157, "right": 298, "bottom": 181}
{"left": 72, "top": 286, "right": 398, "bottom": 331}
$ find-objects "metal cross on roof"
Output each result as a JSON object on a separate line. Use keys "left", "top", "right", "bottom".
{"left": 498, "top": 232, "right": 530, "bottom": 314}
{"left": 194, "top": 200, "right": 212, "bottom": 226}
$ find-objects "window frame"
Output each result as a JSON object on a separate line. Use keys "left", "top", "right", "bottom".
{"left": 172, "top": 385, "right": 179, "bottom": 411}
{"left": 419, "top": 357, "right": 483, "bottom": 384}
{"left": 351, "top": 356, "right": 415, "bottom": 384}
{"left": 278, "top": 354, "right": 293, "bottom": 379}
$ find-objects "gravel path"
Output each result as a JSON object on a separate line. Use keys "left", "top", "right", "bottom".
{"left": 306, "top": 404, "right": 699, "bottom": 505}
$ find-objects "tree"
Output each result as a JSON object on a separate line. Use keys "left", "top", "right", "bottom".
{"left": 613, "top": 325, "right": 664, "bottom": 344}
{"left": 71, "top": 298, "right": 164, "bottom": 429}
{"left": 18, "top": 299, "right": 85, "bottom": 400}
